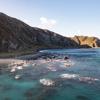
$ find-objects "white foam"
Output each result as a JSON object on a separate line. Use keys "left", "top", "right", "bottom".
{"left": 79, "top": 77, "right": 99, "bottom": 82}
{"left": 10, "top": 68, "right": 16, "bottom": 72}
{"left": 17, "top": 66, "right": 23, "bottom": 70}
{"left": 47, "top": 66, "right": 57, "bottom": 71}
{"left": 32, "top": 63, "right": 36, "bottom": 66}
{"left": 39, "top": 78, "right": 54, "bottom": 86}
{"left": 9, "top": 60, "right": 36, "bottom": 73}
{"left": 15, "top": 75, "right": 21, "bottom": 80}
{"left": 60, "top": 73, "right": 99, "bottom": 83}
{"left": 60, "top": 74, "right": 79, "bottom": 79}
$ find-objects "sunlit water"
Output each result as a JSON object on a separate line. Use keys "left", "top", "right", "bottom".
{"left": 0, "top": 48, "right": 100, "bottom": 100}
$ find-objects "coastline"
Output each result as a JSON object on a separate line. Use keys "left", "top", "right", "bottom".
{"left": 0, "top": 51, "right": 40, "bottom": 64}
{"left": 0, "top": 47, "right": 99, "bottom": 59}
{"left": 0, "top": 48, "right": 52, "bottom": 64}
{"left": 0, "top": 50, "right": 36, "bottom": 59}
{"left": 0, "top": 45, "right": 65, "bottom": 59}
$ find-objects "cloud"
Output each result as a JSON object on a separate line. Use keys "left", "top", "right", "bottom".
{"left": 38, "top": 17, "right": 57, "bottom": 29}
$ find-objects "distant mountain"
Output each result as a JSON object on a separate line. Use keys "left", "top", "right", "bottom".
{"left": 0, "top": 12, "right": 100, "bottom": 53}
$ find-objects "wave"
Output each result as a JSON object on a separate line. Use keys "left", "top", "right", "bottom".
{"left": 14, "top": 75, "right": 21, "bottom": 80}
{"left": 9, "top": 60, "right": 37, "bottom": 73}
{"left": 60, "top": 74, "right": 79, "bottom": 79}
{"left": 39, "top": 78, "right": 54, "bottom": 86}
{"left": 60, "top": 73, "right": 99, "bottom": 83}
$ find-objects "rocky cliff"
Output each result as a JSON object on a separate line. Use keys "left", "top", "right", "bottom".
{"left": 72, "top": 36, "right": 100, "bottom": 48}
{"left": 0, "top": 13, "right": 100, "bottom": 53}
{"left": 0, "top": 13, "right": 79, "bottom": 52}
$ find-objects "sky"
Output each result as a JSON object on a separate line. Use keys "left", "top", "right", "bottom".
{"left": 0, "top": 0, "right": 100, "bottom": 38}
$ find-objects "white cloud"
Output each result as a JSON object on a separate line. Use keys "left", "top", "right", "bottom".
{"left": 38, "top": 17, "right": 57, "bottom": 29}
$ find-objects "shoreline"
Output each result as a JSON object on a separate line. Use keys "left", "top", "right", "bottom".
{"left": 0, "top": 45, "right": 65, "bottom": 59}
{"left": 0, "top": 48, "right": 100, "bottom": 59}
{"left": 0, "top": 50, "right": 53, "bottom": 64}
{"left": 0, "top": 49, "right": 38, "bottom": 59}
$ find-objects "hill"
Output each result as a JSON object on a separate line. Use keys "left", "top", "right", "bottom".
{"left": 0, "top": 12, "right": 79, "bottom": 53}
{"left": 0, "top": 12, "right": 100, "bottom": 57}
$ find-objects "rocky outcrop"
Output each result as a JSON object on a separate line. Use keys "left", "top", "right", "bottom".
{"left": 72, "top": 36, "right": 100, "bottom": 48}
{"left": 95, "top": 39, "right": 100, "bottom": 47}
{"left": 0, "top": 13, "right": 79, "bottom": 52}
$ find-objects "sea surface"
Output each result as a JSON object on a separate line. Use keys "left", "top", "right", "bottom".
{"left": 0, "top": 48, "right": 100, "bottom": 100}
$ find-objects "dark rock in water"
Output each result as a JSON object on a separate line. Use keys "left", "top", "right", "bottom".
{"left": 24, "top": 91, "right": 33, "bottom": 97}
{"left": 40, "top": 53, "right": 58, "bottom": 59}
{"left": 0, "top": 68, "right": 2, "bottom": 74}
{"left": 35, "top": 87, "right": 57, "bottom": 100}
{"left": 76, "top": 95, "right": 90, "bottom": 100}
{"left": 24, "top": 88, "right": 40, "bottom": 99}
{"left": 64, "top": 56, "right": 69, "bottom": 60}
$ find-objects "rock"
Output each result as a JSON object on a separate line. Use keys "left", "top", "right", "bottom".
{"left": 72, "top": 36, "right": 100, "bottom": 48}
{"left": 95, "top": 39, "right": 100, "bottom": 47}
{"left": 24, "top": 90, "right": 33, "bottom": 97}
{"left": 64, "top": 56, "right": 69, "bottom": 60}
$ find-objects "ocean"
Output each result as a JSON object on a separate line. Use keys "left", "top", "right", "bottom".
{"left": 0, "top": 48, "right": 100, "bottom": 100}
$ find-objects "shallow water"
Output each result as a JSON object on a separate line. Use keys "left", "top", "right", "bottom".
{"left": 0, "top": 48, "right": 100, "bottom": 100}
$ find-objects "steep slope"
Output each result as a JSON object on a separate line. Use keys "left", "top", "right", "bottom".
{"left": 0, "top": 12, "right": 100, "bottom": 54}
{"left": 0, "top": 13, "right": 79, "bottom": 52}
{"left": 72, "top": 36, "right": 100, "bottom": 48}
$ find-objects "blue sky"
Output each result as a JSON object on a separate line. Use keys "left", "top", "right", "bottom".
{"left": 0, "top": 0, "right": 100, "bottom": 37}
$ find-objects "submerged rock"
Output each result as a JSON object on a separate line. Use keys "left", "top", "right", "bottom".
{"left": 24, "top": 90, "right": 33, "bottom": 97}
{"left": 76, "top": 95, "right": 90, "bottom": 100}
{"left": 64, "top": 56, "right": 69, "bottom": 60}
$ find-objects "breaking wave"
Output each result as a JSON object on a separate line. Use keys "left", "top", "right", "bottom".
{"left": 60, "top": 73, "right": 99, "bottom": 83}
{"left": 39, "top": 78, "right": 54, "bottom": 86}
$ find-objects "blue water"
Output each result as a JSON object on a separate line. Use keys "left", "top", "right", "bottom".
{"left": 0, "top": 48, "right": 100, "bottom": 100}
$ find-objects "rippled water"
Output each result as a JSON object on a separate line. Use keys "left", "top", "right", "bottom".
{"left": 0, "top": 48, "right": 100, "bottom": 100}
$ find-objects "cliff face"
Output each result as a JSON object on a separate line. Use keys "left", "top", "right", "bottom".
{"left": 0, "top": 13, "right": 100, "bottom": 52}
{"left": 72, "top": 36, "right": 100, "bottom": 48}
{"left": 0, "top": 13, "right": 79, "bottom": 52}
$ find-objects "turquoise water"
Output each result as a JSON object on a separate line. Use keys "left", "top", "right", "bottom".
{"left": 0, "top": 48, "right": 100, "bottom": 100}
